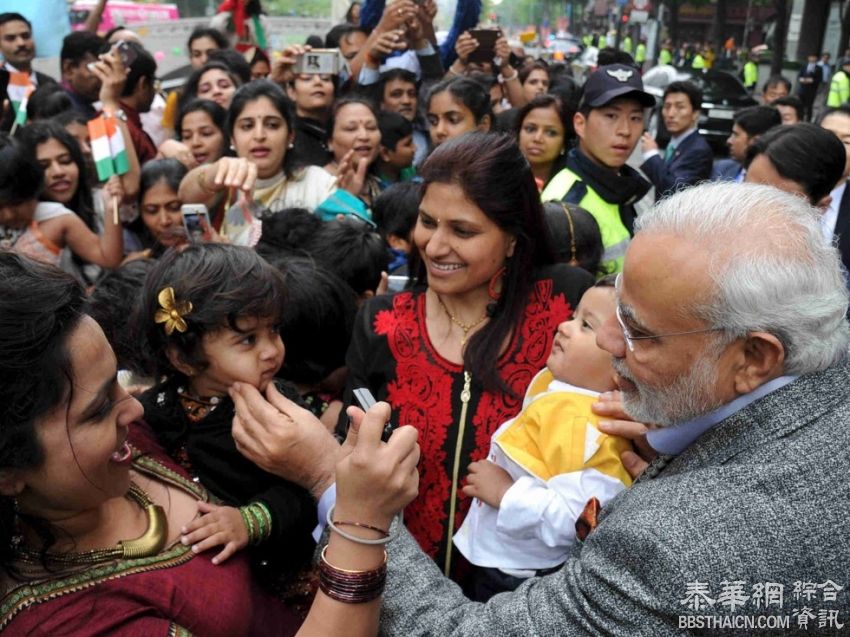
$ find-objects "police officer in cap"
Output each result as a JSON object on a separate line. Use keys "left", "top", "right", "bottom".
{"left": 542, "top": 64, "right": 653, "bottom": 272}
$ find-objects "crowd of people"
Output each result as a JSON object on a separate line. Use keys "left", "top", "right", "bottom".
{"left": 1, "top": 5, "right": 850, "bottom": 634}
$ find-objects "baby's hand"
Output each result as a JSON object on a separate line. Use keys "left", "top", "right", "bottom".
{"left": 462, "top": 459, "right": 514, "bottom": 508}
{"left": 180, "top": 501, "right": 249, "bottom": 565}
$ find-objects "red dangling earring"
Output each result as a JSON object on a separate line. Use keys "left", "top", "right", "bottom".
{"left": 487, "top": 266, "right": 507, "bottom": 316}
{"left": 488, "top": 266, "right": 506, "bottom": 301}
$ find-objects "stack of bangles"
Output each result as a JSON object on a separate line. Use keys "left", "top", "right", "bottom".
{"left": 319, "top": 505, "right": 401, "bottom": 603}
{"left": 239, "top": 502, "right": 273, "bottom": 545}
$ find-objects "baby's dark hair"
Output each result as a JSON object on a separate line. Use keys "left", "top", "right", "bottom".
{"left": 371, "top": 182, "right": 419, "bottom": 242}
{"left": 264, "top": 255, "right": 358, "bottom": 386}
{"left": 310, "top": 218, "right": 390, "bottom": 297}
{"left": 542, "top": 201, "right": 605, "bottom": 277}
{"left": 135, "top": 244, "right": 286, "bottom": 377}
{"left": 594, "top": 273, "right": 617, "bottom": 289}
{"left": 87, "top": 259, "right": 156, "bottom": 376}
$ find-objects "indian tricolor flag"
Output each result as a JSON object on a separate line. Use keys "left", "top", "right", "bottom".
{"left": 87, "top": 114, "right": 130, "bottom": 181}
{"left": 8, "top": 72, "right": 34, "bottom": 129}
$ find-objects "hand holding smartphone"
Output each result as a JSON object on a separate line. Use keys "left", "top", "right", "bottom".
{"left": 353, "top": 388, "right": 396, "bottom": 442}
{"left": 293, "top": 49, "right": 341, "bottom": 75}
{"left": 181, "top": 204, "right": 212, "bottom": 243}
{"left": 468, "top": 28, "right": 501, "bottom": 64}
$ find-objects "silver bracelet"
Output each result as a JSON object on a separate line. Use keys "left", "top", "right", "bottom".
{"left": 326, "top": 504, "right": 401, "bottom": 545}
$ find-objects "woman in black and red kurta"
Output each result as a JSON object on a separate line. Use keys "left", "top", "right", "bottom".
{"left": 338, "top": 133, "right": 594, "bottom": 582}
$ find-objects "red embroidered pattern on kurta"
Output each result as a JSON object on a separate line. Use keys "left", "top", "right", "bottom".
{"left": 374, "top": 283, "right": 572, "bottom": 563}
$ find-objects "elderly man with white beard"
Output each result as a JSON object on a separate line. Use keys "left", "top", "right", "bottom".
{"left": 231, "top": 181, "right": 850, "bottom": 635}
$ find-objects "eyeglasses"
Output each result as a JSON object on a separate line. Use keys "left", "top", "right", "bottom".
{"left": 614, "top": 274, "right": 724, "bottom": 352}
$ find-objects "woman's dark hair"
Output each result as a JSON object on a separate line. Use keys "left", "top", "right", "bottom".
{"left": 745, "top": 123, "right": 846, "bottom": 205}
{"left": 426, "top": 76, "right": 492, "bottom": 125}
{"left": 542, "top": 201, "right": 605, "bottom": 277}
{"left": 514, "top": 94, "right": 574, "bottom": 184}
{"left": 176, "top": 98, "right": 228, "bottom": 159}
{"left": 227, "top": 80, "right": 299, "bottom": 178}
{"left": 518, "top": 60, "right": 550, "bottom": 86}
{"left": 17, "top": 121, "right": 95, "bottom": 231}
{"left": 416, "top": 132, "right": 555, "bottom": 390}
{"left": 264, "top": 255, "right": 358, "bottom": 385}
{"left": 247, "top": 46, "right": 271, "bottom": 70}
{"left": 135, "top": 244, "right": 286, "bottom": 377}
{"left": 208, "top": 49, "right": 253, "bottom": 84}
{"left": 125, "top": 158, "right": 188, "bottom": 251}
{"left": 0, "top": 133, "right": 43, "bottom": 205}
{"left": 181, "top": 61, "right": 243, "bottom": 111}
{"left": 310, "top": 218, "right": 391, "bottom": 297}
{"left": 0, "top": 253, "right": 87, "bottom": 572}
{"left": 326, "top": 95, "right": 380, "bottom": 144}
{"left": 187, "top": 26, "right": 229, "bottom": 51}
{"left": 87, "top": 259, "right": 156, "bottom": 376}
{"left": 26, "top": 83, "right": 73, "bottom": 122}
{"left": 344, "top": 1, "right": 361, "bottom": 24}
{"left": 372, "top": 181, "right": 420, "bottom": 241}
{"left": 255, "top": 207, "right": 323, "bottom": 259}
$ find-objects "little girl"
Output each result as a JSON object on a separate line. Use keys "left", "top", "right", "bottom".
{"left": 135, "top": 244, "right": 317, "bottom": 590}
{"left": 0, "top": 129, "right": 124, "bottom": 272}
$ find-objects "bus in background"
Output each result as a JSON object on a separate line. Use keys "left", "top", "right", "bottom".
{"left": 70, "top": 1, "right": 179, "bottom": 33}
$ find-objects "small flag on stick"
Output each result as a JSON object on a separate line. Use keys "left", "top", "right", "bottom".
{"left": 8, "top": 72, "right": 34, "bottom": 135}
{"left": 87, "top": 113, "right": 130, "bottom": 224}
{"left": 87, "top": 114, "right": 130, "bottom": 181}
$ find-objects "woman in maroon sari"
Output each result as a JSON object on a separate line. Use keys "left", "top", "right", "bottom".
{"left": 0, "top": 253, "right": 417, "bottom": 636}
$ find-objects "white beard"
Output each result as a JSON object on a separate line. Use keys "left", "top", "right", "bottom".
{"left": 612, "top": 351, "right": 726, "bottom": 427}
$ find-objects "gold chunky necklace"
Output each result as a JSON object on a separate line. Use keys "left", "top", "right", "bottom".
{"left": 436, "top": 295, "right": 488, "bottom": 345}
{"left": 17, "top": 482, "right": 168, "bottom": 566}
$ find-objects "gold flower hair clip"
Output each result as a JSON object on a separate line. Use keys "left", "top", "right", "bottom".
{"left": 154, "top": 287, "right": 193, "bottom": 335}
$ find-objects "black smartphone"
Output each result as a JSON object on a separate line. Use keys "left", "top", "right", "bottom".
{"left": 468, "top": 28, "right": 501, "bottom": 64}
{"left": 353, "top": 387, "right": 396, "bottom": 442}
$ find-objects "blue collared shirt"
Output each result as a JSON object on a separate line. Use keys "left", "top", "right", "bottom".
{"left": 647, "top": 375, "right": 798, "bottom": 455}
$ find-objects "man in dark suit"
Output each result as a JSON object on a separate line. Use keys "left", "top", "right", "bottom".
{"left": 0, "top": 12, "right": 56, "bottom": 131}
{"left": 819, "top": 106, "right": 850, "bottom": 281}
{"left": 796, "top": 53, "right": 823, "bottom": 121}
{"left": 640, "top": 81, "right": 713, "bottom": 198}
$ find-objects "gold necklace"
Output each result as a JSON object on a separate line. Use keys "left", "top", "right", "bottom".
{"left": 17, "top": 482, "right": 168, "bottom": 566}
{"left": 436, "top": 295, "right": 488, "bottom": 345}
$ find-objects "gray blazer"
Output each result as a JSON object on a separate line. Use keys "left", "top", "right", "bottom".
{"left": 379, "top": 357, "right": 850, "bottom": 635}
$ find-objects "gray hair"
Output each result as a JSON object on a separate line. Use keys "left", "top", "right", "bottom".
{"left": 635, "top": 182, "right": 850, "bottom": 375}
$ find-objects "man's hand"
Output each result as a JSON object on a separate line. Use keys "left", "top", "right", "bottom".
{"left": 462, "top": 460, "right": 514, "bottom": 508}
{"left": 641, "top": 132, "right": 659, "bottom": 154}
{"left": 231, "top": 382, "right": 340, "bottom": 499}
{"left": 91, "top": 48, "right": 127, "bottom": 111}
{"left": 592, "top": 390, "right": 658, "bottom": 479}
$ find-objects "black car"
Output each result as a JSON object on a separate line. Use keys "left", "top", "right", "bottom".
{"left": 643, "top": 65, "right": 758, "bottom": 152}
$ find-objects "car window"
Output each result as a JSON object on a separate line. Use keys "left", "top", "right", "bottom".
{"left": 688, "top": 73, "right": 746, "bottom": 99}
